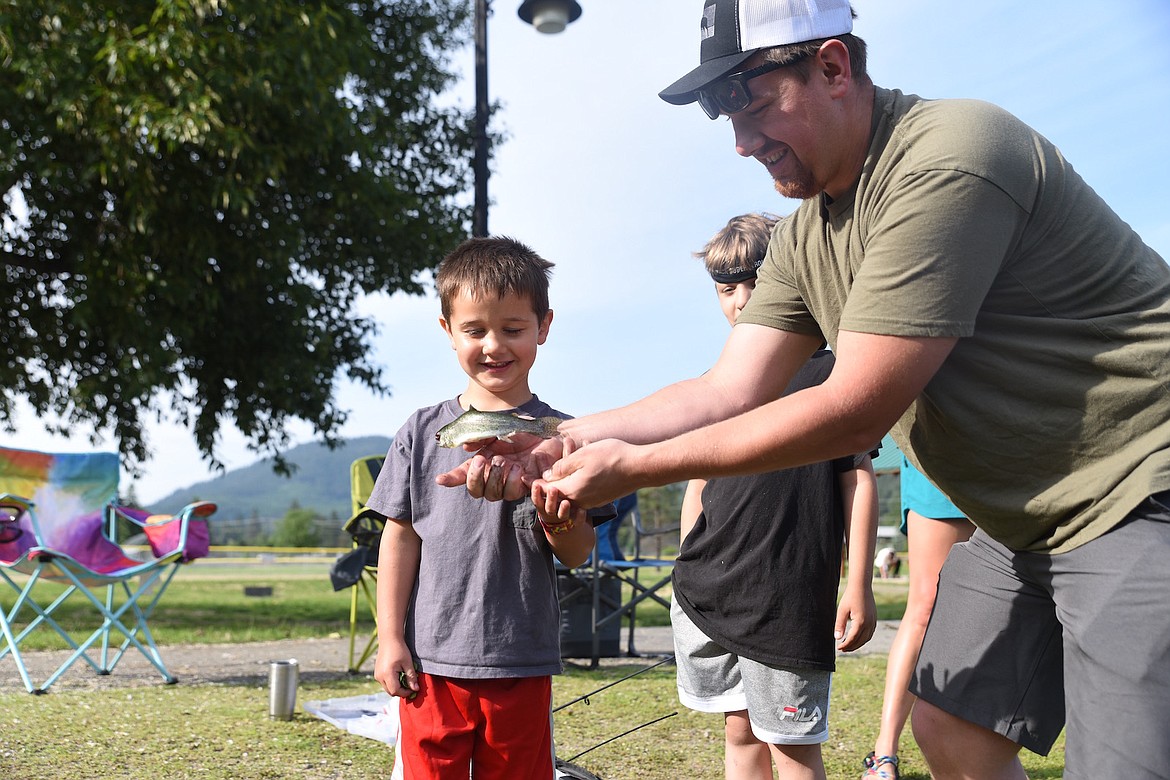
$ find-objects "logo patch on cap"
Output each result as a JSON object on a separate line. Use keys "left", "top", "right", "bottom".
{"left": 700, "top": 5, "right": 716, "bottom": 40}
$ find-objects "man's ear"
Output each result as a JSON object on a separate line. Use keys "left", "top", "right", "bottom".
{"left": 816, "top": 38, "right": 851, "bottom": 97}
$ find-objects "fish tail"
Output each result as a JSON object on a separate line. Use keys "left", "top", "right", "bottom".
{"left": 540, "top": 416, "right": 564, "bottom": 438}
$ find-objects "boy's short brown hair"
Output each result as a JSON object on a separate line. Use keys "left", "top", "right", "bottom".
{"left": 436, "top": 237, "right": 554, "bottom": 320}
{"left": 694, "top": 212, "right": 781, "bottom": 280}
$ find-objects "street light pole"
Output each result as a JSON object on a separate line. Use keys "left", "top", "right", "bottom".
{"left": 472, "top": 0, "right": 582, "bottom": 238}
{"left": 473, "top": 0, "right": 490, "bottom": 237}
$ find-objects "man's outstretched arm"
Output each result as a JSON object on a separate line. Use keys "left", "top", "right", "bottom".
{"left": 537, "top": 330, "right": 957, "bottom": 508}
{"left": 435, "top": 324, "right": 817, "bottom": 500}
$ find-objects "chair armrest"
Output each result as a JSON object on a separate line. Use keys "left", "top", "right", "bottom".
{"left": 0, "top": 493, "right": 33, "bottom": 515}
{"left": 179, "top": 500, "right": 218, "bottom": 519}
{"left": 165, "top": 502, "right": 215, "bottom": 562}
{"left": 631, "top": 511, "right": 679, "bottom": 561}
{"left": 634, "top": 518, "right": 681, "bottom": 536}
{"left": 0, "top": 495, "right": 32, "bottom": 549}
{"left": 111, "top": 501, "right": 215, "bottom": 562}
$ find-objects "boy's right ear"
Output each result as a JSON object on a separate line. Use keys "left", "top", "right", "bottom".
{"left": 439, "top": 316, "right": 455, "bottom": 346}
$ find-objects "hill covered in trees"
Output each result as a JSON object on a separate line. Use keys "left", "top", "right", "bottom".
{"left": 146, "top": 436, "right": 391, "bottom": 523}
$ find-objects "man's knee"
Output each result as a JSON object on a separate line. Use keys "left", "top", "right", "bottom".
{"left": 910, "top": 699, "right": 949, "bottom": 753}
{"left": 912, "top": 700, "right": 1025, "bottom": 779}
{"left": 912, "top": 700, "right": 988, "bottom": 762}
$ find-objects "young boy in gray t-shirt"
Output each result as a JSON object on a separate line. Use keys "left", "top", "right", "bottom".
{"left": 367, "top": 236, "right": 594, "bottom": 780}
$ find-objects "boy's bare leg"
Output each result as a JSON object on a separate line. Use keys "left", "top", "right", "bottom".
{"left": 724, "top": 711, "right": 774, "bottom": 780}
{"left": 769, "top": 742, "right": 826, "bottom": 780}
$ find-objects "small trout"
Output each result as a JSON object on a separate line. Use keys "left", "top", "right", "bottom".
{"left": 435, "top": 406, "right": 563, "bottom": 448}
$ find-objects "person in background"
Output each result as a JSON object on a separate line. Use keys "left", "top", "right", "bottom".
{"left": 862, "top": 457, "right": 975, "bottom": 779}
{"left": 369, "top": 236, "right": 595, "bottom": 780}
{"left": 672, "top": 212, "right": 878, "bottom": 780}
{"left": 873, "top": 546, "right": 900, "bottom": 580}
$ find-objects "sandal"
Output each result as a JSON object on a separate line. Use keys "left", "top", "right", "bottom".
{"left": 861, "top": 751, "right": 900, "bottom": 780}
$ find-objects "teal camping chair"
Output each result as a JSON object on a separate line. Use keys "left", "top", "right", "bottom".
{"left": 0, "top": 445, "right": 215, "bottom": 693}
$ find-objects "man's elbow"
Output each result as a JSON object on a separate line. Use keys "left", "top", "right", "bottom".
{"left": 836, "top": 424, "right": 888, "bottom": 460}
{"left": 821, "top": 383, "right": 901, "bottom": 459}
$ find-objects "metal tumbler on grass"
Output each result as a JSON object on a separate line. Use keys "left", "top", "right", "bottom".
{"left": 268, "top": 659, "right": 299, "bottom": 720}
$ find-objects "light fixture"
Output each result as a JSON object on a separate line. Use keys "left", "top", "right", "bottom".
{"left": 517, "top": 0, "right": 582, "bottom": 35}
{"left": 474, "top": 0, "right": 582, "bottom": 236}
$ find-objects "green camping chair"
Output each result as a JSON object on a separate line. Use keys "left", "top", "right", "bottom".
{"left": 329, "top": 455, "right": 385, "bottom": 674}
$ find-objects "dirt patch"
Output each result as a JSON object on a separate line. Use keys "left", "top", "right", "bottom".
{"left": 0, "top": 636, "right": 358, "bottom": 694}
{"left": 0, "top": 622, "right": 897, "bottom": 695}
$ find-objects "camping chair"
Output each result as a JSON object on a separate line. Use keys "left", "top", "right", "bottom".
{"left": 559, "top": 493, "right": 677, "bottom": 667}
{"left": 329, "top": 454, "right": 385, "bottom": 674}
{"left": 0, "top": 445, "right": 215, "bottom": 694}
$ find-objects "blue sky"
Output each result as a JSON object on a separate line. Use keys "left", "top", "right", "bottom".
{"left": 11, "top": 0, "right": 1170, "bottom": 505}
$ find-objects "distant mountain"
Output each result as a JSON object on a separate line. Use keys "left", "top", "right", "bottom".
{"left": 146, "top": 436, "right": 392, "bottom": 521}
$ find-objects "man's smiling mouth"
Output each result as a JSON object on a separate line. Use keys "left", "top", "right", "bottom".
{"left": 761, "top": 147, "right": 788, "bottom": 171}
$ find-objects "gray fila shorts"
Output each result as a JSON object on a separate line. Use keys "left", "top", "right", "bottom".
{"left": 671, "top": 598, "right": 832, "bottom": 745}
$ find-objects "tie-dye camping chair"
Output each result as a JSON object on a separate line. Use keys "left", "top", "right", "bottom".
{"left": 0, "top": 445, "right": 215, "bottom": 693}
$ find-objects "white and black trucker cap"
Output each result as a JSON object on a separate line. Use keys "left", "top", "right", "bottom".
{"left": 659, "top": 0, "right": 853, "bottom": 105}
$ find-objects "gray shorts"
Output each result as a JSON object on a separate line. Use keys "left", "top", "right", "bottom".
{"left": 911, "top": 491, "right": 1170, "bottom": 779}
{"left": 671, "top": 598, "right": 832, "bottom": 745}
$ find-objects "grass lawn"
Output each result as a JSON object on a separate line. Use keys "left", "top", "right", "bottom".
{"left": 0, "top": 561, "right": 1066, "bottom": 778}
{"left": 0, "top": 657, "right": 1067, "bottom": 779}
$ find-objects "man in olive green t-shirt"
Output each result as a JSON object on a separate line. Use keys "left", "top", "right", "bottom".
{"left": 439, "top": 3, "right": 1170, "bottom": 779}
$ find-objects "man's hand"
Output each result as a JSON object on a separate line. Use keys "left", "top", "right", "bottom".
{"left": 535, "top": 438, "right": 645, "bottom": 510}
{"left": 435, "top": 433, "right": 567, "bottom": 501}
{"left": 555, "top": 415, "right": 604, "bottom": 447}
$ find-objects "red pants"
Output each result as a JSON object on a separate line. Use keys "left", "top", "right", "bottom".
{"left": 397, "top": 673, "right": 553, "bottom": 780}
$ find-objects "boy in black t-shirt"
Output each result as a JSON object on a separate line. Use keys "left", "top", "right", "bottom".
{"left": 670, "top": 213, "right": 879, "bottom": 780}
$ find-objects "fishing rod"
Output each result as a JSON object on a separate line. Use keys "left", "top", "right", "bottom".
{"left": 554, "top": 655, "right": 679, "bottom": 769}
{"left": 552, "top": 654, "right": 676, "bottom": 713}
{"left": 564, "top": 711, "right": 679, "bottom": 764}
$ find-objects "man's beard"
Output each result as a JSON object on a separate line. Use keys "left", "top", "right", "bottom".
{"left": 773, "top": 167, "right": 818, "bottom": 201}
